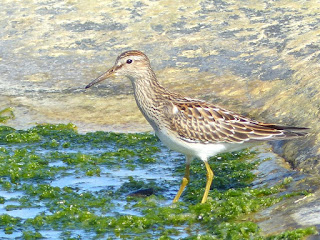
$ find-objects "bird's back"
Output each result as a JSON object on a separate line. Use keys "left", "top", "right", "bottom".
{"left": 159, "top": 96, "right": 309, "bottom": 144}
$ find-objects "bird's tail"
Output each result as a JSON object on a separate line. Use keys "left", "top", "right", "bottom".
{"left": 262, "top": 124, "right": 310, "bottom": 139}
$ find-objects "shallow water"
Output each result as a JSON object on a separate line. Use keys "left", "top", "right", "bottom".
{"left": 1, "top": 0, "right": 320, "bottom": 238}
{"left": 0, "top": 125, "right": 316, "bottom": 239}
{"left": 1, "top": 0, "right": 319, "bottom": 135}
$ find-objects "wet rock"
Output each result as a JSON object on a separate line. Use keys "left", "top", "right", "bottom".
{"left": 128, "top": 188, "right": 155, "bottom": 197}
{"left": 1, "top": 0, "right": 320, "bottom": 235}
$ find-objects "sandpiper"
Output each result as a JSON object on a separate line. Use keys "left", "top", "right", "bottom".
{"left": 85, "top": 50, "right": 308, "bottom": 203}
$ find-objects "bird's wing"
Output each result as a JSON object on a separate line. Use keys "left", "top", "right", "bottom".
{"left": 164, "top": 100, "right": 306, "bottom": 144}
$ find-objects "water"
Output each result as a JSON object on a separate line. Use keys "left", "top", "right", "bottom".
{"left": 1, "top": 0, "right": 319, "bottom": 238}
{"left": 0, "top": 139, "right": 306, "bottom": 239}
{"left": 1, "top": 0, "right": 318, "bottom": 135}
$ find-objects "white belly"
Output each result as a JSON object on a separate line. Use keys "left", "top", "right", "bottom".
{"left": 156, "top": 129, "right": 253, "bottom": 161}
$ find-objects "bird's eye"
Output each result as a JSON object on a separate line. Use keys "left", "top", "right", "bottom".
{"left": 126, "top": 59, "right": 132, "bottom": 64}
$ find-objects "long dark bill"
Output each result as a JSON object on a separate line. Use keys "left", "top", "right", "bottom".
{"left": 85, "top": 66, "right": 115, "bottom": 89}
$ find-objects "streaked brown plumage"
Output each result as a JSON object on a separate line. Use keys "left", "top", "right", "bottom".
{"left": 168, "top": 100, "right": 307, "bottom": 143}
{"left": 86, "top": 50, "right": 309, "bottom": 203}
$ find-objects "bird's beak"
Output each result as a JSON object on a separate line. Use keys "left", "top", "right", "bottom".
{"left": 85, "top": 66, "right": 116, "bottom": 89}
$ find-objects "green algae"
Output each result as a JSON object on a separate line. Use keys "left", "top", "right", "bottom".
{"left": 0, "top": 214, "right": 22, "bottom": 234}
{"left": 266, "top": 226, "right": 317, "bottom": 240}
{"left": 0, "top": 148, "right": 62, "bottom": 184}
{"left": 0, "top": 108, "right": 14, "bottom": 124}
{"left": 0, "top": 124, "right": 317, "bottom": 239}
{"left": 22, "top": 231, "right": 43, "bottom": 239}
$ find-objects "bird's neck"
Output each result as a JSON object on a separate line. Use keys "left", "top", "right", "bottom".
{"left": 127, "top": 68, "right": 168, "bottom": 130}
{"left": 128, "top": 68, "right": 167, "bottom": 101}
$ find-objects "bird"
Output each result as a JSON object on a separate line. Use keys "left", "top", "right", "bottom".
{"left": 85, "top": 50, "right": 309, "bottom": 203}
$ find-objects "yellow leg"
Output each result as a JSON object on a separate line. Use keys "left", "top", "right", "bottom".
{"left": 173, "top": 163, "right": 190, "bottom": 203}
{"left": 201, "top": 161, "right": 214, "bottom": 203}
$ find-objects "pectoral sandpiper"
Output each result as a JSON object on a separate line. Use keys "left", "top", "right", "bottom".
{"left": 85, "top": 50, "right": 308, "bottom": 203}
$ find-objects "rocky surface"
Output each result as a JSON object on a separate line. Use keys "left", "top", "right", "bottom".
{"left": 1, "top": 0, "right": 320, "bottom": 236}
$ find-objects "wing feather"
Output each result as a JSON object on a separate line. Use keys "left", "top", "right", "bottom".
{"left": 165, "top": 101, "right": 308, "bottom": 144}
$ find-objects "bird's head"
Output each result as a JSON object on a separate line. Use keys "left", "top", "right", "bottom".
{"left": 85, "top": 50, "right": 151, "bottom": 89}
